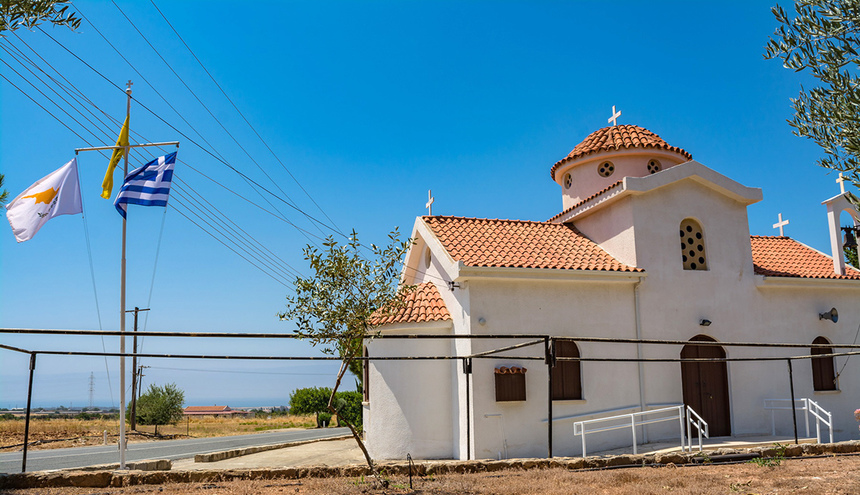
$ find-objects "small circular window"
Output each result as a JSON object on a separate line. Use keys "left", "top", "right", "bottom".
{"left": 563, "top": 173, "right": 572, "bottom": 189}
{"left": 647, "top": 159, "right": 661, "bottom": 174}
{"left": 598, "top": 161, "right": 615, "bottom": 178}
{"left": 424, "top": 247, "right": 432, "bottom": 268}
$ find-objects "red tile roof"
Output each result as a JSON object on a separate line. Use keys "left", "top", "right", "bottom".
{"left": 495, "top": 366, "right": 527, "bottom": 374}
{"left": 550, "top": 125, "right": 692, "bottom": 180}
{"left": 750, "top": 236, "right": 860, "bottom": 280}
{"left": 547, "top": 180, "right": 624, "bottom": 223}
{"left": 423, "top": 216, "right": 642, "bottom": 272}
{"left": 370, "top": 282, "right": 452, "bottom": 326}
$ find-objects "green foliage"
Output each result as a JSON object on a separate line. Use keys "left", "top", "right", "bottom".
{"left": 748, "top": 443, "right": 787, "bottom": 467}
{"left": 280, "top": 229, "right": 414, "bottom": 357}
{"left": 0, "top": 413, "right": 17, "bottom": 421}
{"left": 288, "top": 386, "right": 332, "bottom": 416}
{"left": 846, "top": 244, "right": 859, "bottom": 268}
{"left": 280, "top": 229, "right": 413, "bottom": 475}
{"left": 334, "top": 390, "right": 363, "bottom": 430}
{"left": 132, "top": 383, "right": 185, "bottom": 434}
{"left": 765, "top": 0, "right": 860, "bottom": 187}
{"left": 0, "top": 173, "right": 8, "bottom": 206}
{"left": 0, "top": 0, "right": 81, "bottom": 34}
{"left": 279, "top": 229, "right": 413, "bottom": 404}
{"left": 317, "top": 411, "right": 332, "bottom": 426}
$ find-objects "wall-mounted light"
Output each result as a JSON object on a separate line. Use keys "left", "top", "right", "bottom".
{"left": 699, "top": 319, "right": 712, "bottom": 327}
{"left": 819, "top": 308, "right": 839, "bottom": 323}
{"left": 478, "top": 317, "right": 487, "bottom": 325}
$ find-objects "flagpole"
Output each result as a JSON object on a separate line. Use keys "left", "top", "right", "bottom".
{"left": 119, "top": 80, "right": 132, "bottom": 470}
{"left": 72, "top": 81, "right": 178, "bottom": 469}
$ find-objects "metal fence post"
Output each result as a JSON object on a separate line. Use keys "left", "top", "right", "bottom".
{"left": 22, "top": 353, "right": 36, "bottom": 473}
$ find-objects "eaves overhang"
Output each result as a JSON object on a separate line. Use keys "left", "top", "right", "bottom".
{"left": 454, "top": 264, "right": 645, "bottom": 284}
{"left": 551, "top": 160, "right": 763, "bottom": 224}
{"left": 369, "top": 319, "right": 455, "bottom": 335}
{"left": 754, "top": 275, "right": 860, "bottom": 290}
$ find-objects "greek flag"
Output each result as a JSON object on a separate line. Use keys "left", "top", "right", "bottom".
{"left": 114, "top": 152, "right": 176, "bottom": 219}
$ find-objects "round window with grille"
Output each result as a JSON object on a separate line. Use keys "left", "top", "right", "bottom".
{"left": 598, "top": 161, "right": 615, "bottom": 178}
{"left": 563, "top": 173, "right": 572, "bottom": 189}
{"left": 647, "top": 159, "right": 661, "bottom": 174}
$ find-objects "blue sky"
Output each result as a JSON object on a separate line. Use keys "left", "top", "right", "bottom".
{"left": 0, "top": 1, "right": 851, "bottom": 409}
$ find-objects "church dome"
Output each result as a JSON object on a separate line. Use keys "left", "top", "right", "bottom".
{"left": 550, "top": 125, "right": 692, "bottom": 180}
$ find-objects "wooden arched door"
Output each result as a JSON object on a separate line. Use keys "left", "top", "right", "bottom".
{"left": 680, "top": 335, "right": 731, "bottom": 437}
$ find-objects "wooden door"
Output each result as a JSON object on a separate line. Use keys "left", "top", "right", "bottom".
{"left": 680, "top": 335, "right": 731, "bottom": 437}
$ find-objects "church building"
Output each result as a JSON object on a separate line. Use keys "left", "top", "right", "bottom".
{"left": 363, "top": 122, "right": 860, "bottom": 461}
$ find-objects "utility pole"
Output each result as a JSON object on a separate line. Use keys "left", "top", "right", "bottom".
{"left": 88, "top": 372, "right": 95, "bottom": 410}
{"left": 138, "top": 365, "right": 149, "bottom": 399}
{"left": 126, "top": 306, "right": 149, "bottom": 430}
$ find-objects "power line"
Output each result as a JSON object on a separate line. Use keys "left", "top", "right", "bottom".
{"left": 173, "top": 177, "right": 304, "bottom": 278}
{"left": 147, "top": 366, "right": 333, "bottom": 377}
{"left": 167, "top": 199, "right": 293, "bottom": 288}
{"left": 170, "top": 186, "right": 299, "bottom": 283}
{"left": 148, "top": 0, "right": 344, "bottom": 237}
{"left": 4, "top": 34, "right": 308, "bottom": 286}
{"left": 109, "top": 0, "right": 322, "bottom": 238}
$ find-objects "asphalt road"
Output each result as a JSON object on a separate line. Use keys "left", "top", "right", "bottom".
{"left": 0, "top": 427, "right": 350, "bottom": 473}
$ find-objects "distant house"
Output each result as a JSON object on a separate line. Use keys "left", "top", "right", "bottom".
{"left": 183, "top": 406, "right": 253, "bottom": 418}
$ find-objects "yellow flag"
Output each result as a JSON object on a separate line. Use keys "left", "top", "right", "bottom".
{"left": 101, "top": 115, "right": 129, "bottom": 199}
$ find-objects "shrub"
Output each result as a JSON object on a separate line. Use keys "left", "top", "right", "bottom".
{"left": 289, "top": 387, "right": 332, "bottom": 425}
{"left": 334, "top": 391, "right": 362, "bottom": 430}
{"left": 318, "top": 412, "right": 332, "bottom": 427}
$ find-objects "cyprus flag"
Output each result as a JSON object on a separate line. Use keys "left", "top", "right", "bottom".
{"left": 6, "top": 159, "right": 83, "bottom": 242}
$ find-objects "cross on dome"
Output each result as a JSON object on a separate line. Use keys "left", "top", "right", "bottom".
{"left": 773, "top": 213, "right": 789, "bottom": 237}
{"left": 426, "top": 189, "right": 435, "bottom": 215}
{"left": 608, "top": 105, "right": 621, "bottom": 126}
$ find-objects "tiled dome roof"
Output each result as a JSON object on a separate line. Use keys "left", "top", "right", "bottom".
{"left": 550, "top": 125, "right": 692, "bottom": 180}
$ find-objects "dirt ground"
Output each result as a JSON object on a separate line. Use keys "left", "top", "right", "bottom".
{"left": 5, "top": 454, "right": 860, "bottom": 495}
{"left": 0, "top": 415, "right": 318, "bottom": 452}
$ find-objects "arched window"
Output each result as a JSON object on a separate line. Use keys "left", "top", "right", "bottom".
{"left": 680, "top": 218, "right": 708, "bottom": 270}
{"left": 811, "top": 336, "right": 837, "bottom": 391}
{"left": 552, "top": 340, "right": 582, "bottom": 400}
{"left": 363, "top": 346, "right": 370, "bottom": 402}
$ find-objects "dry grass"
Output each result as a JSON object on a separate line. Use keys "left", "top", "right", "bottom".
{"left": 6, "top": 455, "right": 860, "bottom": 494}
{"left": 0, "top": 415, "right": 317, "bottom": 451}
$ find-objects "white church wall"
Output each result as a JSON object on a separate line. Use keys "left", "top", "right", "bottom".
{"left": 572, "top": 195, "right": 638, "bottom": 267}
{"left": 366, "top": 324, "right": 455, "bottom": 460}
{"left": 464, "top": 278, "right": 643, "bottom": 458}
{"left": 624, "top": 178, "right": 860, "bottom": 441}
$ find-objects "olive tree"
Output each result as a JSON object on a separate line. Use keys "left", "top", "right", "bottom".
{"left": 279, "top": 229, "right": 413, "bottom": 480}
{"left": 765, "top": 0, "right": 860, "bottom": 187}
{"left": 1, "top": 0, "right": 81, "bottom": 34}
{"left": 133, "top": 383, "right": 185, "bottom": 436}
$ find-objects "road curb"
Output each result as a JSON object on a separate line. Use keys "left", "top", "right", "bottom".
{"left": 1, "top": 440, "right": 858, "bottom": 489}
{"left": 194, "top": 434, "right": 353, "bottom": 462}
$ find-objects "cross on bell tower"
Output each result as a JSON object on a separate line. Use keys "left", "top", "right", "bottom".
{"left": 837, "top": 172, "right": 848, "bottom": 194}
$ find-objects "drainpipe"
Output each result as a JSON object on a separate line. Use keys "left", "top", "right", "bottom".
{"left": 634, "top": 276, "right": 647, "bottom": 443}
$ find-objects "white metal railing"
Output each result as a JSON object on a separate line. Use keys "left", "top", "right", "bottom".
{"left": 573, "top": 405, "right": 708, "bottom": 457}
{"left": 685, "top": 405, "right": 709, "bottom": 452}
{"left": 764, "top": 398, "right": 833, "bottom": 444}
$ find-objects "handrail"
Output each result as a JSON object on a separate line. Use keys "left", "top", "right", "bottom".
{"left": 685, "top": 406, "right": 709, "bottom": 452}
{"left": 806, "top": 398, "right": 834, "bottom": 444}
{"left": 763, "top": 398, "right": 833, "bottom": 443}
{"left": 573, "top": 405, "right": 687, "bottom": 457}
